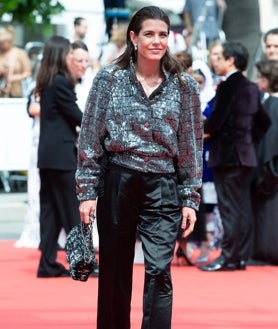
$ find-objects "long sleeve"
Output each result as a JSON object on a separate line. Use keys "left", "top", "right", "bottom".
{"left": 76, "top": 66, "right": 203, "bottom": 209}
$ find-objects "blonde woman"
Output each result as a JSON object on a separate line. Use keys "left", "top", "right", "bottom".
{"left": 0, "top": 25, "right": 31, "bottom": 97}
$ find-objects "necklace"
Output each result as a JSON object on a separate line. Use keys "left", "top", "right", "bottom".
{"left": 136, "top": 73, "right": 163, "bottom": 97}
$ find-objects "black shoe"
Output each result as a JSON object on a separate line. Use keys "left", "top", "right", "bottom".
{"left": 90, "top": 264, "right": 99, "bottom": 277}
{"left": 198, "top": 257, "right": 236, "bottom": 272}
{"left": 236, "top": 260, "right": 246, "bottom": 270}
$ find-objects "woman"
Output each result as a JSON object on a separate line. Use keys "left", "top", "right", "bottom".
{"left": 0, "top": 25, "right": 31, "bottom": 97}
{"left": 76, "top": 6, "right": 203, "bottom": 329}
{"left": 100, "top": 22, "right": 127, "bottom": 68}
{"left": 35, "top": 36, "right": 83, "bottom": 277}
{"left": 15, "top": 40, "right": 92, "bottom": 250}
{"left": 14, "top": 89, "right": 41, "bottom": 248}
{"left": 252, "top": 59, "right": 278, "bottom": 264}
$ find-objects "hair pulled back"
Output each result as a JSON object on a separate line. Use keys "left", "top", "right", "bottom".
{"left": 114, "top": 6, "right": 183, "bottom": 77}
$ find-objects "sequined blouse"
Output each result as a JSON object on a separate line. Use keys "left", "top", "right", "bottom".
{"left": 76, "top": 61, "right": 203, "bottom": 209}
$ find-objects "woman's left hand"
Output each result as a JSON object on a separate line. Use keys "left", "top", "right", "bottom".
{"left": 79, "top": 200, "right": 97, "bottom": 224}
{"left": 181, "top": 207, "right": 197, "bottom": 238}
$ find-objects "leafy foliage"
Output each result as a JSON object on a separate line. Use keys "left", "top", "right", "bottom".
{"left": 0, "top": 0, "right": 65, "bottom": 34}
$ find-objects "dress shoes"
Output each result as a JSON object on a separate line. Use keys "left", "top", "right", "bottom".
{"left": 236, "top": 260, "right": 246, "bottom": 270}
{"left": 196, "top": 256, "right": 209, "bottom": 263}
{"left": 198, "top": 257, "right": 236, "bottom": 272}
{"left": 198, "top": 257, "right": 247, "bottom": 272}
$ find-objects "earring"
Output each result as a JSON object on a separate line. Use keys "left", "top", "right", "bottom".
{"left": 134, "top": 44, "right": 137, "bottom": 51}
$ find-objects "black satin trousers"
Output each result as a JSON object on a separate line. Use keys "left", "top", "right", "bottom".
{"left": 96, "top": 163, "right": 182, "bottom": 329}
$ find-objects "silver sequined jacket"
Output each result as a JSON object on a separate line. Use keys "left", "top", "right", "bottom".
{"left": 76, "top": 61, "right": 203, "bottom": 210}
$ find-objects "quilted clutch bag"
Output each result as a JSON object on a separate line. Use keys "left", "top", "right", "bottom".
{"left": 66, "top": 221, "right": 98, "bottom": 282}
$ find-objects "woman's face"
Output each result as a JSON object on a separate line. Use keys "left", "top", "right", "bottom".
{"left": 0, "top": 38, "right": 13, "bottom": 52}
{"left": 130, "top": 19, "right": 169, "bottom": 63}
{"left": 192, "top": 72, "right": 206, "bottom": 91}
{"left": 70, "top": 48, "right": 89, "bottom": 79}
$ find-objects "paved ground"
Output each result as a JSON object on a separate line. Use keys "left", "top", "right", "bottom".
{"left": 0, "top": 191, "right": 27, "bottom": 240}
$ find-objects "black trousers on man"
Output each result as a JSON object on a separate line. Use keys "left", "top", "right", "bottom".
{"left": 213, "top": 166, "right": 254, "bottom": 263}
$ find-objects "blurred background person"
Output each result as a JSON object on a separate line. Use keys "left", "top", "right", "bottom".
{"left": 174, "top": 49, "right": 193, "bottom": 74}
{"left": 208, "top": 39, "right": 225, "bottom": 88}
{"left": 183, "top": 0, "right": 226, "bottom": 56}
{"left": 263, "top": 28, "right": 278, "bottom": 60}
{"left": 0, "top": 24, "right": 32, "bottom": 202}
{"left": 71, "top": 40, "right": 95, "bottom": 111}
{"left": 0, "top": 25, "right": 31, "bottom": 98}
{"left": 72, "top": 17, "right": 88, "bottom": 43}
{"left": 35, "top": 35, "right": 83, "bottom": 278}
{"left": 14, "top": 40, "right": 99, "bottom": 258}
{"left": 71, "top": 17, "right": 100, "bottom": 75}
{"left": 251, "top": 59, "right": 278, "bottom": 265}
{"left": 100, "top": 22, "right": 127, "bottom": 67}
{"left": 192, "top": 59, "right": 215, "bottom": 113}
{"left": 168, "top": 30, "right": 187, "bottom": 55}
{"left": 103, "top": 0, "right": 126, "bottom": 39}
{"left": 198, "top": 42, "right": 265, "bottom": 272}
{"left": 14, "top": 89, "right": 41, "bottom": 248}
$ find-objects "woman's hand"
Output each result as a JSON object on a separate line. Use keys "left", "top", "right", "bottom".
{"left": 28, "top": 102, "right": 40, "bottom": 117}
{"left": 181, "top": 206, "right": 197, "bottom": 238}
{"left": 79, "top": 200, "right": 97, "bottom": 224}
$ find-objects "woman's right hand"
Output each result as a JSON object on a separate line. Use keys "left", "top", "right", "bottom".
{"left": 79, "top": 200, "right": 97, "bottom": 224}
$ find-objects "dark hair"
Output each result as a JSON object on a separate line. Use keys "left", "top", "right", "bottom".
{"left": 114, "top": 6, "right": 183, "bottom": 77}
{"left": 71, "top": 40, "right": 88, "bottom": 52}
{"left": 174, "top": 50, "right": 192, "bottom": 71}
{"left": 193, "top": 69, "right": 206, "bottom": 79}
{"left": 35, "top": 35, "right": 75, "bottom": 95}
{"left": 263, "top": 28, "right": 278, "bottom": 43}
{"left": 74, "top": 17, "right": 86, "bottom": 26}
{"left": 222, "top": 41, "right": 249, "bottom": 71}
{"left": 256, "top": 59, "right": 278, "bottom": 92}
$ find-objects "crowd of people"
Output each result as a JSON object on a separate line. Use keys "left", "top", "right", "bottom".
{"left": 1, "top": 2, "right": 278, "bottom": 328}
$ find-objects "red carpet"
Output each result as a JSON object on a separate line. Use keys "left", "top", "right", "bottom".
{"left": 1, "top": 240, "right": 278, "bottom": 329}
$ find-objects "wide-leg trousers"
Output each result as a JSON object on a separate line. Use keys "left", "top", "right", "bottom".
{"left": 96, "top": 163, "right": 182, "bottom": 329}
{"left": 38, "top": 169, "right": 80, "bottom": 276}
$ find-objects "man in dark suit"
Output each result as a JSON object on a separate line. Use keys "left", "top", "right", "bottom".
{"left": 198, "top": 41, "right": 268, "bottom": 271}
{"left": 263, "top": 27, "right": 278, "bottom": 60}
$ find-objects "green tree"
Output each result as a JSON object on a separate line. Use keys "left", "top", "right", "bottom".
{"left": 0, "top": 0, "right": 65, "bottom": 36}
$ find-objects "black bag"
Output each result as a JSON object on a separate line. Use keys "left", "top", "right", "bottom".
{"left": 66, "top": 221, "right": 98, "bottom": 282}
